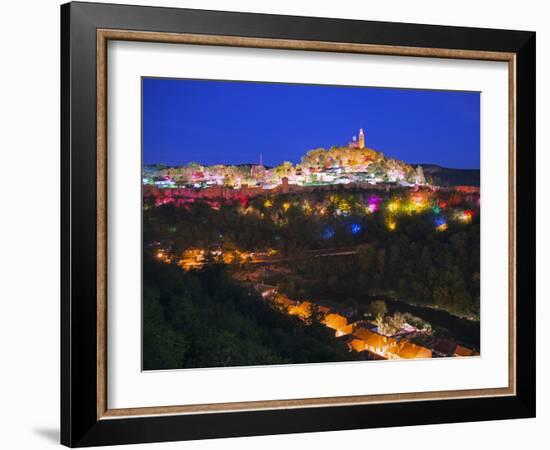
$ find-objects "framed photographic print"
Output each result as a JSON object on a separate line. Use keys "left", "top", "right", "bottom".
{"left": 61, "top": 1, "right": 536, "bottom": 447}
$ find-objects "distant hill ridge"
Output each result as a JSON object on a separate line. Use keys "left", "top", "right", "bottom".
{"left": 417, "top": 164, "right": 480, "bottom": 187}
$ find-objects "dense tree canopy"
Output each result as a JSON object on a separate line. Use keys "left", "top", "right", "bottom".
{"left": 144, "top": 187, "right": 480, "bottom": 320}
{"left": 143, "top": 256, "right": 360, "bottom": 370}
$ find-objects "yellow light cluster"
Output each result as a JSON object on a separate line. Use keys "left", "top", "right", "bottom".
{"left": 386, "top": 218, "right": 397, "bottom": 231}
{"left": 302, "top": 200, "right": 313, "bottom": 215}
{"left": 455, "top": 210, "right": 473, "bottom": 224}
{"left": 288, "top": 301, "right": 312, "bottom": 320}
{"left": 386, "top": 201, "right": 400, "bottom": 213}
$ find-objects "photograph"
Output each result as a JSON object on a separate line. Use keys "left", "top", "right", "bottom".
{"left": 53, "top": 1, "right": 536, "bottom": 447}
{"left": 142, "top": 78, "right": 481, "bottom": 370}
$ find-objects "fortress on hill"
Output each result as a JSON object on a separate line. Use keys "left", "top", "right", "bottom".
{"left": 143, "top": 128, "right": 426, "bottom": 190}
{"left": 348, "top": 128, "right": 366, "bottom": 149}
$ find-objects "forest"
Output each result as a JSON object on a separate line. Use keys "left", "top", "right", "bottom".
{"left": 143, "top": 255, "right": 360, "bottom": 370}
{"left": 144, "top": 187, "right": 480, "bottom": 319}
{"left": 281, "top": 227, "right": 480, "bottom": 319}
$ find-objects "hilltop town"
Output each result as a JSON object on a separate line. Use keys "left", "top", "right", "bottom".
{"left": 143, "top": 129, "right": 481, "bottom": 369}
{"left": 143, "top": 129, "right": 427, "bottom": 190}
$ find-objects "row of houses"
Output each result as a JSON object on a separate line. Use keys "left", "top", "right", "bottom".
{"left": 252, "top": 282, "right": 477, "bottom": 361}
{"left": 349, "top": 327, "right": 433, "bottom": 359}
{"left": 269, "top": 293, "right": 433, "bottom": 360}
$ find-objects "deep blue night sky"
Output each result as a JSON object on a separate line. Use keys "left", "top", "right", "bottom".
{"left": 143, "top": 78, "right": 480, "bottom": 169}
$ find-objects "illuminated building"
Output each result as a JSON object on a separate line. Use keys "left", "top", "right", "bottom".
{"left": 348, "top": 128, "right": 366, "bottom": 149}
{"left": 453, "top": 345, "right": 480, "bottom": 357}
{"left": 323, "top": 313, "right": 353, "bottom": 337}
{"left": 288, "top": 301, "right": 312, "bottom": 320}
{"left": 351, "top": 328, "right": 397, "bottom": 357}
{"left": 387, "top": 341, "right": 432, "bottom": 359}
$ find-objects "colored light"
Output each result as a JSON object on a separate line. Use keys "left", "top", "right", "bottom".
{"left": 239, "top": 197, "right": 248, "bottom": 208}
{"left": 386, "top": 219, "right": 397, "bottom": 231}
{"left": 435, "top": 215, "right": 448, "bottom": 232}
{"left": 350, "top": 223, "right": 362, "bottom": 235}
{"left": 462, "top": 210, "right": 474, "bottom": 223}
{"left": 435, "top": 216, "right": 446, "bottom": 227}
{"left": 264, "top": 199, "right": 273, "bottom": 208}
{"left": 369, "top": 194, "right": 382, "bottom": 204}
{"left": 282, "top": 202, "right": 291, "bottom": 212}
{"left": 322, "top": 228, "right": 336, "bottom": 239}
{"left": 455, "top": 209, "right": 474, "bottom": 224}
{"left": 387, "top": 201, "right": 399, "bottom": 213}
{"left": 368, "top": 195, "right": 381, "bottom": 213}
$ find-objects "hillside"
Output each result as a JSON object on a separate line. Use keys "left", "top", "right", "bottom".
{"left": 142, "top": 256, "right": 360, "bottom": 370}
{"left": 419, "top": 164, "right": 480, "bottom": 187}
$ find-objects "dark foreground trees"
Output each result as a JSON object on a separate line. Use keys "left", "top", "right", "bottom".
{"left": 143, "top": 256, "right": 358, "bottom": 370}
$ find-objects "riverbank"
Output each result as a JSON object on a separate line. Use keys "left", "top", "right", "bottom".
{"left": 300, "top": 292, "right": 480, "bottom": 351}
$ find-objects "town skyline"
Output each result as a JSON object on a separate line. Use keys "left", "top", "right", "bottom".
{"left": 143, "top": 78, "right": 480, "bottom": 169}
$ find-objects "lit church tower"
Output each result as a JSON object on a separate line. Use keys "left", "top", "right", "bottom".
{"left": 358, "top": 128, "right": 365, "bottom": 149}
